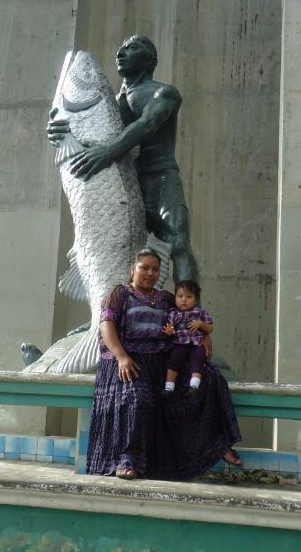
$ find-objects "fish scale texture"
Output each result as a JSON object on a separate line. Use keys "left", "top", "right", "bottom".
{"left": 54, "top": 51, "right": 147, "bottom": 373}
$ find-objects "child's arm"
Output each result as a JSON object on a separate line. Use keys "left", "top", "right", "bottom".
{"left": 187, "top": 309, "right": 213, "bottom": 334}
{"left": 188, "top": 319, "right": 213, "bottom": 334}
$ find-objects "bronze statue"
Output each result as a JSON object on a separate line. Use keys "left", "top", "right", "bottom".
{"left": 48, "top": 35, "right": 199, "bottom": 283}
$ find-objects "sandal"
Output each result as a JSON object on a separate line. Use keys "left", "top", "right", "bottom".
{"left": 223, "top": 448, "right": 242, "bottom": 467}
{"left": 116, "top": 468, "right": 138, "bottom": 480}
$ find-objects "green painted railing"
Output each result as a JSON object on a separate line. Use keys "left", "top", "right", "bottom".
{"left": 1, "top": 372, "right": 301, "bottom": 419}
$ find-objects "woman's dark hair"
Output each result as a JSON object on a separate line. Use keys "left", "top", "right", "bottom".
{"left": 128, "top": 248, "right": 161, "bottom": 283}
{"left": 175, "top": 280, "right": 201, "bottom": 302}
{"left": 134, "top": 248, "right": 161, "bottom": 265}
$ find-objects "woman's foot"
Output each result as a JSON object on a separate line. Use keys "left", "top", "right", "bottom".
{"left": 116, "top": 468, "right": 138, "bottom": 480}
{"left": 223, "top": 449, "right": 242, "bottom": 467}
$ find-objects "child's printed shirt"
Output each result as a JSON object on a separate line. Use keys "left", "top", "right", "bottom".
{"left": 167, "top": 307, "right": 213, "bottom": 346}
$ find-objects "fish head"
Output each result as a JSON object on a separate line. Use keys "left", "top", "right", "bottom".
{"left": 62, "top": 50, "right": 114, "bottom": 111}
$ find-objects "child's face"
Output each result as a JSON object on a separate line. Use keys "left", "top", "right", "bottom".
{"left": 175, "top": 287, "right": 197, "bottom": 311}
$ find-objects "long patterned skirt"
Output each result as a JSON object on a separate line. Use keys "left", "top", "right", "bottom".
{"left": 86, "top": 352, "right": 241, "bottom": 480}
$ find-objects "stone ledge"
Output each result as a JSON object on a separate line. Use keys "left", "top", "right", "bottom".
{"left": 0, "top": 461, "right": 301, "bottom": 531}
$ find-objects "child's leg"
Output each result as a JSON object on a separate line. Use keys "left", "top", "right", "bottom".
{"left": 165, "top": 368, "right": 178, "bottom": 392}
{"left": 188, "top": 346, "right": 205, "bottom": 389}
{"left": 164, "top": 345, "right": 187, "bottom": 393}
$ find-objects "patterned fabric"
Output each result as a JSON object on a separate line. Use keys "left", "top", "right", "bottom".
{"left": 167, "top": 306, "right": 213, "bottom": 346}
{"left": 100, "top": 284, "right": 173, "bottom": 358}
{"left": 86, "top": 284, "right": 241, "bottom": 480}
{"left": 87, "top": 354, "right": 241, "bottom": 479}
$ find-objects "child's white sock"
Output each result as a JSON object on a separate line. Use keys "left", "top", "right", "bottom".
{"left": 165, "top": 382, "right": 175, "bottom": 392}
{"left": 190, "top": 376, "right": 201, "bottom": 389}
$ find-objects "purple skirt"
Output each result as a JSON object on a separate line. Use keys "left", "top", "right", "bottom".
{"left": 86, "top": 352, "right": 241, "bottom": 480}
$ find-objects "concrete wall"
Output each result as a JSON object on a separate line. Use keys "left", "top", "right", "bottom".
{"left": 0, "top": 0, "right": 76, "bottom": 433}
{"left": 277, "top": 0, "right": 301, "bottom": 451}
{"left": 45, "top": 0, "right": 281, "bottom": 445}
{"left": 56, "top": 0, "right": 280, "bottom": 388}
{"left": 0, "top": 1, "right": 284, "bottom": 444}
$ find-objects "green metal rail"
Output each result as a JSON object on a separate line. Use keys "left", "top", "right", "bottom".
{"left": 1, "top": 372, "right": 301, "bottom": 419}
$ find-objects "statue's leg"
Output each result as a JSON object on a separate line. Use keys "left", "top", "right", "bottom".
{"left": 160, "top": 205, "right": 199, "bottom": 283}
{"left": 140, "top": 170, "right": 199, "bottom": 282}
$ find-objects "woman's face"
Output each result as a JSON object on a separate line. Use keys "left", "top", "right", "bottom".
{"left": 131, "top": 255, "right": 160, "bottom": 291}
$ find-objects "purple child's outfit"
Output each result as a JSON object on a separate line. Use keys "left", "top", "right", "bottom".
{"left": 167, "top": 306, "right": 213, "bottom": 375}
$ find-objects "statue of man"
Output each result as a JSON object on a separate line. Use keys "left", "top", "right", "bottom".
{"left": 48, "top": 35, "right": 199, "bottom": 283}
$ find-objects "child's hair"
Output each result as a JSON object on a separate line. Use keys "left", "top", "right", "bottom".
{"left": 175, "top": 280, "right": 201, "bottom": 302}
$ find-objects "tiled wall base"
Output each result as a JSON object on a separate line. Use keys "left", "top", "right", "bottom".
{"left": 75, "top": 408, "right": 91, "bottom": 474}
{"left": 0, "top": 435, "right": 75, "bottom": 465}
{"left": 211, "top": 449, "right": 301, "bottom": 481}
{"left": 1, "top": 426, "right": 300, "bottom": 482}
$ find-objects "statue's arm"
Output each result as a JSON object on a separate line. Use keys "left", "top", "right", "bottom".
{"left": 112, "top": 85, "right": 182, "bottom": 155}
{"left": 70, "top": 85, "right": 182, "bottom": 180}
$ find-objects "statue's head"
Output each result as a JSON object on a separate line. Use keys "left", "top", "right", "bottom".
{"left": 116, "top": 35, "right": 158, "bottom": 76}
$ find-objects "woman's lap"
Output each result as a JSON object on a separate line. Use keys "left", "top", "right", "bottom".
{"left": 87, "top": 355, "right": 241, "bottom": 479}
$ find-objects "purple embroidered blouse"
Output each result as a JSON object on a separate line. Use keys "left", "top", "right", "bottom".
{"left": 167, "top": 306, "right": 213, "bottom": 346}
{"left": 100, "top": 284, "right": 174, "bottom": 358}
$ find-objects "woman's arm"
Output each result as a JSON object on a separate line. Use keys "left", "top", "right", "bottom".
{"left": 100, "top": 320, "right": 139, "bottom": 382}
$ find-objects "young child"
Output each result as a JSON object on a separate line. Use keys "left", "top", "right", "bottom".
{"left": 163, "top": 280, "right": 213, "bottom": 395}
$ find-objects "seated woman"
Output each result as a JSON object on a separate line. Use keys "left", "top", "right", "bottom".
{"left": 86, "top": 248, "right": 241, "bottom": 480}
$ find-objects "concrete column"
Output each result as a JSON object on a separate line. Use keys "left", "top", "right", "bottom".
{"left": 65, "top": 0, "right": 281, "bottom": 447}
{"left": 277, "top": 0, "right": 301, "bottom": 451}
{"left": 0, "top": 0, "right": 76, "bottom": 434}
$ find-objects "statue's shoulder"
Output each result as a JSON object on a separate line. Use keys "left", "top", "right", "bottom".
{"left": 152, "top": 80, "right": 182, "bottom": 104}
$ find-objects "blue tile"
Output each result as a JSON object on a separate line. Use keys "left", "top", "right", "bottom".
{"left": 0, "top": 436, "right": 5, "bottom": 453}
{"left": 53, "top": 455, "right": 69, "bottom": 465}
{"left": 279, "top": 453, "right": 298, "bottom": 475}
{"left": 21, "top": 436, "right": 38, "bottom": 455}
{"left": 53, "top": 438, "right": 71, "bottom": 458}
{"left": 69, "top": 440, "right": 76, "bottom": 458}
{"left": 20, "top": 453, "right": 35, "bottom": 461}
{"left": 37, "top": 437, "right": 54, "bottom": 457}
{"left": 78, "top": 431, "right": 89, "bottom": 455}
{"left": 210, "top": 460, "right": 225, "bottom": 473}
{"left": 78, "top": 408, "right": 91, "bottom": 431}
{"left": 5, "top": 452, "right": 20, "bottom": 460}
{"left": 36, "top": 455, "right": 53, "bottom": 463}
{"left": 5, "top": 436, "right": 21, "bottom": 454}
{"left": 76, "top": 455, "right": 87, "bottom": 474}
{"left": 297, "top": 454, "right": 301, "bottom": 475}
{"left": 260, "top": 452, "right": 279, "bottom": 472}
{"left": 240, "top": 451, "right": 261, "bottom": 470}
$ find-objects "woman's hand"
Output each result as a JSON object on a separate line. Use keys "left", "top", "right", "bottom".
{"left": 117, "top": 354, "right": 140, "bottom": 382}
{"left": 162, "top": 323, "right": 176, "bottom": 336}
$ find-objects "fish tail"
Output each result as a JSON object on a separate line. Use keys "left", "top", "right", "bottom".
{"left": 55, "top": 326, "right": 99, "bottom": 374}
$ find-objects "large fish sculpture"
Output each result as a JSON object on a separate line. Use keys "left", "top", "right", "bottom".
{"left": 48, "top": 50, "right": 147, "bottom": 373}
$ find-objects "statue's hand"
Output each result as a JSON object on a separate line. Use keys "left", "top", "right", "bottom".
{"left": 47, "top": 108, "right": 70, "bottom": 147}
{"left": 70, "top": 144, "right": 114, "bottom": 181}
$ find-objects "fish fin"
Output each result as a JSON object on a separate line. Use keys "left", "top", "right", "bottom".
{"left": 146, "top": 233, "right": 172, "bottom": 289}
{"left": 58, "top": 247, "right": 89, "bottom": 303}
{"left": 54, "top": 326, "right": 99, "bottom": 374}
{"left": 55, "top": 132, "right": 85, "bottom": 166}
